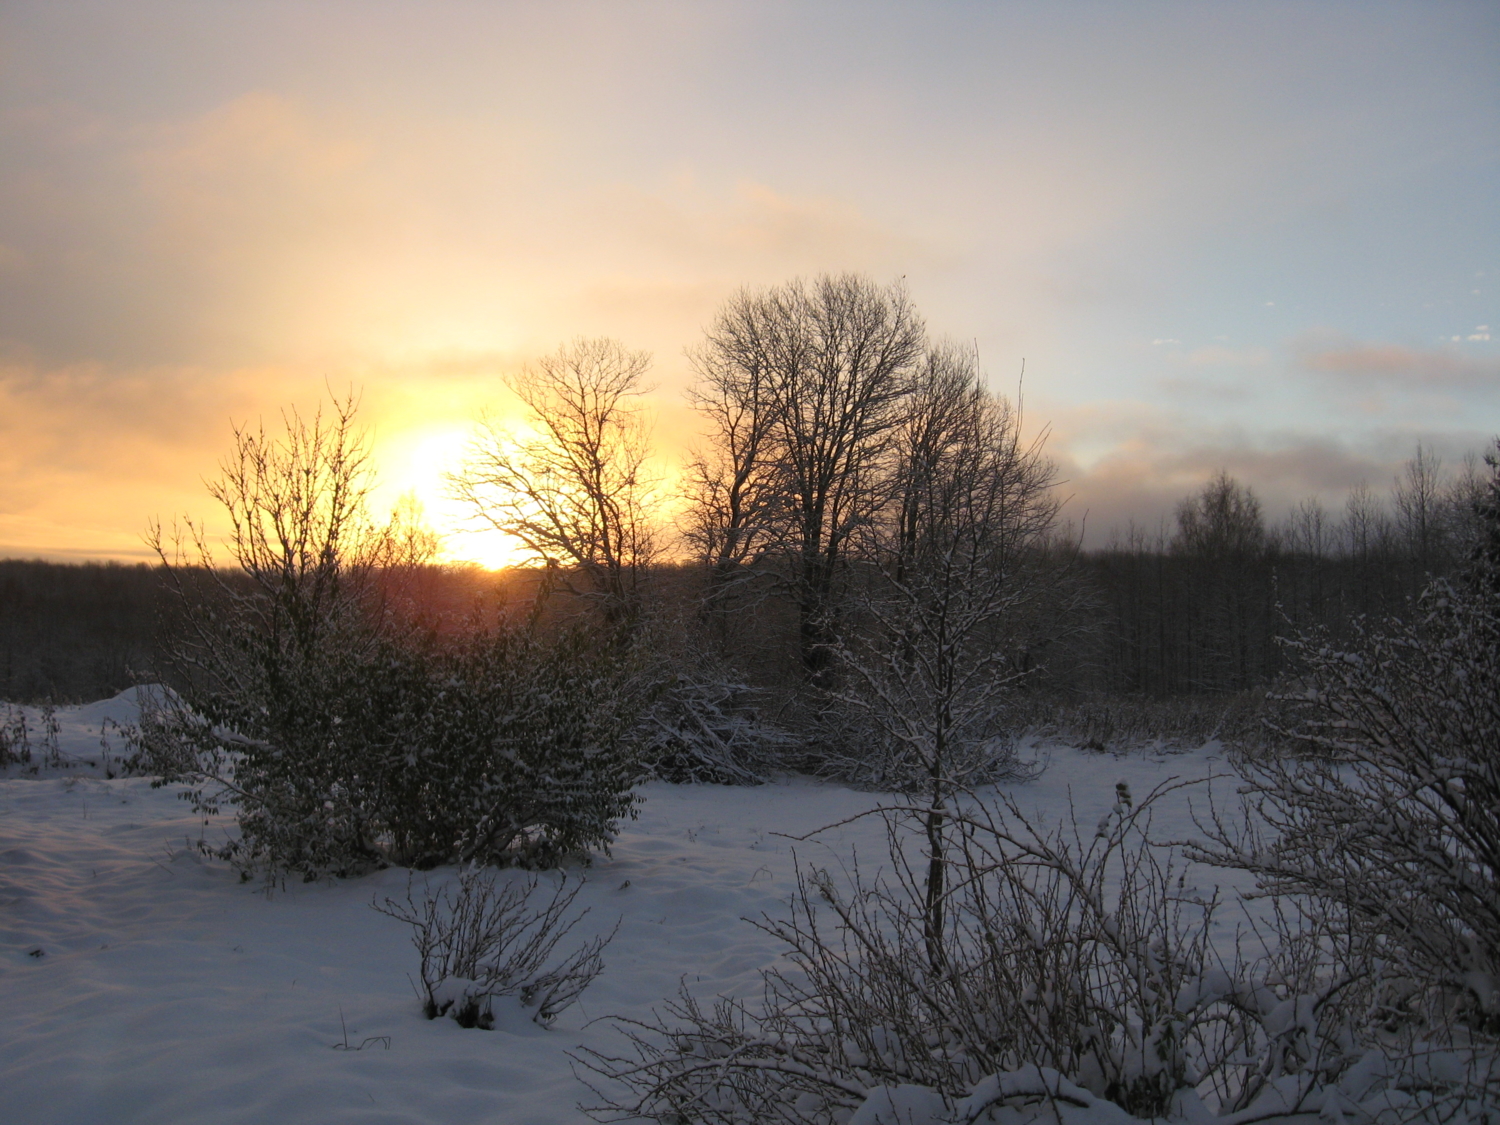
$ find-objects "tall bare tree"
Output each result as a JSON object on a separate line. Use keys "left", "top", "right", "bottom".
{"left": 1394, "top": 442, "right": 1446, "bottom": 576}
{"left": 451, "top": 338, "right": 658, "bottom": 634}
{"left": 681, "top": 324, "right": 787, "bottom": 619}
{"left": 686, "top": 274, "right": 926, "bottom": 678}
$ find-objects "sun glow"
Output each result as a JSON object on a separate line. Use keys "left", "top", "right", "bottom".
{"left": 372, "top": 423, "right": 533, "bottom": 571}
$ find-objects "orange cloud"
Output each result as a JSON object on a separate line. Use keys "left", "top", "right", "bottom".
{"left": 1299, "top": 338, "right": 1500, "bottom": 387}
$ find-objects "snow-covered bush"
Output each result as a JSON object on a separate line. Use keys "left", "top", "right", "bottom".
{"left": 637, "top": 669, "right": 796, "bottom": 785}
{"left": 374, "top": 865, "right": 615, "bottom": 1028}
{"left": 1193, "top": 572, "right": 1500, "bottom": 1109}
{"left": 137, "top": 618, "right": 648, "bottom": 879}
{"left": 138, "top": 397, "right": 648, "bottom": 880}
{"left": 579, "top": 784, "right": 1381, "bottom": 1123}
{"left": 372, "top": 622, "right": 649, "bottom": 870}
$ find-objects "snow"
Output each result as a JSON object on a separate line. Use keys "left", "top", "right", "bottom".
{"left": 1, "top": 691, "right": 1259, "bottom": 1124}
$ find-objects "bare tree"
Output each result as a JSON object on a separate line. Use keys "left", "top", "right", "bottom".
{"left": 681, "top": 326, "right": 787, "bottom": 626}
{"left": 1394, "top": 442, "right": 1446, "bottom": 575}
{"left": 833, "top": 343, "right": 1059, "bottom": 962}
{"left": 685, "top": 274, "right": 926, "bottom": 679}
{"left": 1339, "top": 481, "right": 1390, "bottom": 562}
{"left": 149, "top": 392, "right": 395, "bottom": 724}
{"left": 1172, "top": 470, "right": 1265, "bottom": 558}
{"left": 451, "top": 338, "right": 658, "bottom": 634}
{"left": 1278, "top": 496, "right": 1333, "bottom": 558}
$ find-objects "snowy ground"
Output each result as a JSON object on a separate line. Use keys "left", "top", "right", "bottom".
{"left": 0, "top": 692, "right": 1253, "bottom": 1125}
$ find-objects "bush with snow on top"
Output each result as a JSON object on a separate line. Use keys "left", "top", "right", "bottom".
{"left": 374, "top": 864, "right": 616, "bottom": 1028}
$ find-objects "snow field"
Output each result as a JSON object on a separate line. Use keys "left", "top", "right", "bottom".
{"left": 0, "top": 693, "right": 1251, "bottom": 1125}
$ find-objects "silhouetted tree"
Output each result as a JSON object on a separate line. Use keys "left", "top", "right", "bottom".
{"left": 686, "top": 274, "right": 926, "bottom": 680}
{"left": 451, "top": 338, "right": 659, "bottom": 636}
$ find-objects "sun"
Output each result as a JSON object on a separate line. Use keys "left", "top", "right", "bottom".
{"left": 372, "top": 424, "right": 535, "bottom": 570}
{"left": 443, "top": 523, "right": 533, "bottom": 571}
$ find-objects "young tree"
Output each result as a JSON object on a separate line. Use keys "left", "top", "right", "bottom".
{"left": 148, "top": 393, "right": 398, "bottom": 735}
{"left": 833, "top": 344, "right": 1059, "bottom": 961}
{"left": 1393, "top": 442, "right": 1446, "bottom": 576}
{"left": 685, "top": 274, "right": 926, "bottom": 680}
{"left": 681, "top": 325, "right": 788, "bottom": 628}
{"left": 451, "top": 338, "right": 659, "bottom": 635}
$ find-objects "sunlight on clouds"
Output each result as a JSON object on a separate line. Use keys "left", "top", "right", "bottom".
{"left": 0, "top": 5, "right": 1494, "bottom": 561}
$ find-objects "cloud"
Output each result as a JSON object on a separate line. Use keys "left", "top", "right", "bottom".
{"left": 585, "top": 178, "right": 943, "bottom": 287}
{"left": 0, "top": 91, "right": 399, "bottom": 368}
{"left": 1184, "top": 344, "right": 1271, "bottom": 367}
{"left": 1145, "top": 344, "right": 1272, "bottom": 402}
{"left": 1042, "top": 398, "right": 1494, "bottom": 546}
{"left": 0, "top": 355, "right": 270, "bottom": 557}
{"left": 1297, "top": 336, "right": 1500, "bottom": 388}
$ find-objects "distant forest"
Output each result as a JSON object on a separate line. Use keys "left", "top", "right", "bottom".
{"left": 1079, "top": 447, "right": 1490, "bottom": 695}
{"left": 2, "top": 444, "right": 1488, "bottom": 705}
{"left": 0, "top": 560, "right": 162, "bottom": 703}
{"left": 0, "top": 560, "right": 523, "bottom": 703}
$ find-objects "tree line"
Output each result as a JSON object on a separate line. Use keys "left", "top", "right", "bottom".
{"left": 1074, "top": 447, "right": 1493, "bottom": 695}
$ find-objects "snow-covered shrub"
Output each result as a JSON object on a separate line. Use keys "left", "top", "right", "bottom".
{"left": 136, "top": 396, "right": 649, "bottom": 880}
{"left": 1193, "top": 573, "right": 1500, "bottom": 1110}
{"left": 137, "top": 619, "right": 394, "bottom": 877}
{"left": 138, "top": 396, "right": 411, "bottom": 876}
{"left": 137, "top": 618, "right": 648, "bottom": 879}
{"left": 637, "top": 669, "right": 795, "bottom": 785}
{"left": 580, "top": 784, "right": 1374, "bottom": 1123}
{"left": 371, "top": 622, "right": 649, "bottom": 870}
{"left": 374, "top": 864, "right": 615, "bottom": 1027}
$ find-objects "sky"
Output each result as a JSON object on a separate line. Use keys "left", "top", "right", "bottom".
{"left": 1, "top": 1, "right": 1496, "bottom": 564}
